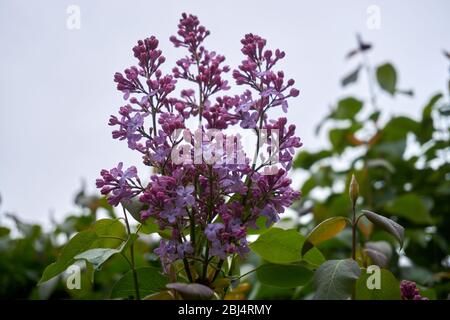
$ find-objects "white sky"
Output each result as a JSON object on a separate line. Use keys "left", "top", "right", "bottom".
{"left": 1, "top": 0, "right": 449, "bottom": 226}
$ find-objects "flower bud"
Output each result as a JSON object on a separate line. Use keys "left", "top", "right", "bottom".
{"left": 349, "top": 174, "right": 359, "bottom": 207}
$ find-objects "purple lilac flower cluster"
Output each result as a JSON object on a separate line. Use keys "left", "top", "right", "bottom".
{"left": 96, "top": 13, "right": 302, "bottom": 280}
{"left": 400, "top": 280, "right": 429, "bottom": 300}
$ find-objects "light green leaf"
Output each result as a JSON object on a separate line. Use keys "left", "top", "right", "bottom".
{"left": 75, "top": 242, "right": 125, "bottom": 270}
{"left": 249, "top": 228, "right": 325, "bottom": 267}
{"left": 39, "top": 219, "right": 126, "bottom": 284}
{"left": 376, "top": 63, "right": 397, "bottom": 95}
{"left": 313, "top": 259, "right": 361, "bottom": 300}
{"left": 111, "top": 266, "right": 168, "bottom": 299}
{"left": 39, "top": 230, "right": 98, "bottom": 284}
{"left": 302, "top": 217, "right": 349, "bottom": 256}
{"left": 256, "top": 264, "right": 313, "bottom": 288}
{"left": 355, "top": 268, "right": 401, "bottom": 300}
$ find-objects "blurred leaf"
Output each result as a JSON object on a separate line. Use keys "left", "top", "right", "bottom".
{"left": 341, "top": 65, "right": 361, "bottom": 87}
{"left": 376, "top": 63, "right": 397, "bottom": 95}
{"left": 293, "top": 150, "right": 333, "bottom": 170}
{"left": 355, "top": 269, "right": 400, "bottom": 300}
{"left": 418, "top": 93, "right": 443, "bottom": 143}
{"left": 256, "top": 264, "right": 313, "bottom": 288}
{"left": 111, "top": 266, "right": 168, "bottom": 299}
{"left": 249, "top": 228, "right": 325, "bottom": 267}
{"left": 332, "top": 97, "right": 363, "bottom": 119}
{"left": 166, "top": 283, "right": 214, "bottom": 300}
{"left": 313, "top": 259, "right": 361, "bottom": 300}
{"left": 302, "top": 217, "right": 349, "bottom": 256}
{"left": 247, "top": 216, "right": 272, "bottom": 235}
{"left": 362, "top": 210, "right": 404, "bottom": 246}
{"left": 385, "top": 194, "right": 433, "bottom": 225}
{"left": 121, "top": 198, "right": 146, "bottom": 223}
{"left": 0, "top": 226, "right": 10, "bottom": 237}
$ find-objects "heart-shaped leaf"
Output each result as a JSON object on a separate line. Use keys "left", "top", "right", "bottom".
{"left": 362, "top": 210, "right": 404, "bottom": 247}
{"left": 313, "top": 259, "right": 361, "bottom": 300}
{"left": 302, "top": 217, "right": 349, "bottom": 256}
{"left": 166, "top": 283, "right": 214, "bottom": 300}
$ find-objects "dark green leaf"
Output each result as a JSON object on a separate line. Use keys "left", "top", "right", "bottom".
{"left": 376, "top": 63, "right": 397, "bottom": 95}
{"left": 256, "top": 264, "right": 313, "bottom": 288}
{"left": 341, "top": 65, "right": 361, "bottom": 87}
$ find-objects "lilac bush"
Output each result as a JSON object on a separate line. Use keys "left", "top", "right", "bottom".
{"left": 96, "top": 13, "right": 302, "bottom": 283}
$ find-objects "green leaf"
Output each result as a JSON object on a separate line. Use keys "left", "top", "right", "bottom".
{"left": 293, "top": 150, "right": 333, "bottom": 170}
{"left": 74, "top": 242, "right": 125, "bottom": 270}
{"left": 302, "top": 217, "right": 349, "bottom": 256}
{"left": 385, "top": 194, "right": 433, "bottom": 225}
{"left": 332, "top": 97, "right": 363, "bottom": 120}
{"left": 376, "top": 63, "right": 397, "bottom": 95}
{"left": 362, "top": 210, "right": 404, "bottom": 246}
{"left": 355, "top": 269, "right": 401, "bottom": 300}
{"left": 313, "top": 259, "right": 361, "bottom": 300}
{"left": 256, "top": 264, "right": 313, "bottom": 288}
{"left": 39, "top": 230, "right": 98, "bottom": 284}
{"left": 39, "top": 219, "right": 126, "bottom": 284}
{"left": 247, "top": 216, "right": 272, "bottom": 235}
{"left": 0, "top": 226, "right": 10, "bottom": 237}
{"left": 139, "top": 218, "right": 160, "bottom": 235}
{"left": 249, "top": 228, "right": 325, "bottom": 267}
{"left": 166, "top": 283, "right": 214, "bottom": 300}
{"left": 91, "top": 218, "right": 127, "bottom": 247}
{"left": 341, "top": 65, "right": 361, "bottom": 87}
{"left": 111, "top": 267, "right": 168, "bottom": 299}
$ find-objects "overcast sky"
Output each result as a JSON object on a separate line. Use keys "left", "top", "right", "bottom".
{"left": 1, "top": 0, "right": 449, "bottom": 226}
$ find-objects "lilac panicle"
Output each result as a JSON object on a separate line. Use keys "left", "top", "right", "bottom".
{"left": 97, "top": 13, "right": 302, "bottom": 279}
